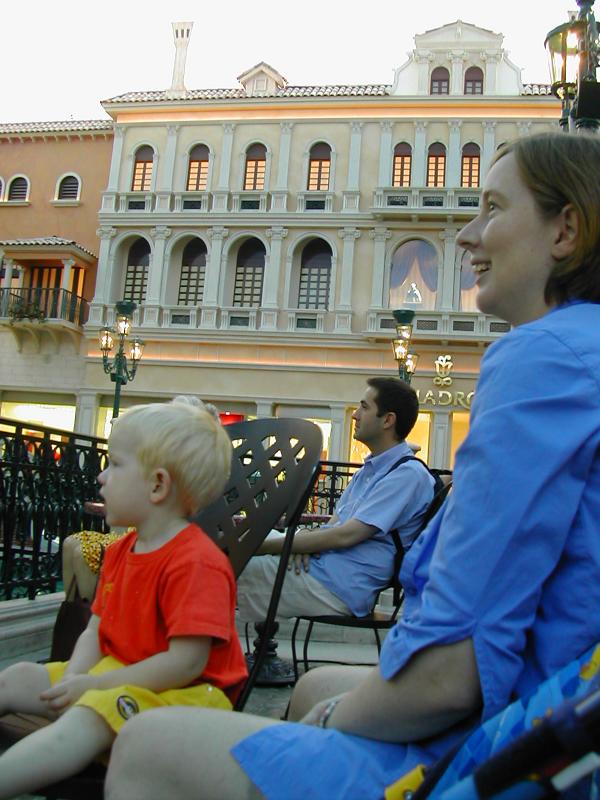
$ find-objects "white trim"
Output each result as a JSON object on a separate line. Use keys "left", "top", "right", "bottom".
{"left": 6, "top": 173, "right": 30, "bottom": 202}
{"left": 303, "top": 138, "right": 336, "bottom": 192}
{"left": 128, "top": 142, "right": 159, "bottom": 192}
{"left": 237, "top": 140, "right": 272, "bottom": 191}
{"left": 54, "top": 172, "right": 82, "bottom": 202}
{"left": 284, "top": 231, "right": 338, "bottom": 310}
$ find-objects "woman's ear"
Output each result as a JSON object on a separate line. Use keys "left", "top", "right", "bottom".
{"left": 552, "top": 204, "right": 579, "bottom": 260}
{"left": 149, "top": 468, "right": 172, "bottom": 504}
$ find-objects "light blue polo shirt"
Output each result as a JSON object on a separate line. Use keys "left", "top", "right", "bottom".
{"left": 309, "top": 440, "right": 435, "bottom": 616}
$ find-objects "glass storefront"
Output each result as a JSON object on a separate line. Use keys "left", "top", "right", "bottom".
{"left": 450, "top": 411, "right": 471, "bottom": 467}
{"left": 1, "top": 401, "right": 76, "bottom": 432}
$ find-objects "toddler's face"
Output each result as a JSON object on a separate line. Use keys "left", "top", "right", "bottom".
{"left": 97, "top": 429, "right": 149, "bottom": 529}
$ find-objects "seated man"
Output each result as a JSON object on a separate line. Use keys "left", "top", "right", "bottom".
{"left": 237, "top": 376, "right": 435, "bottom": 622}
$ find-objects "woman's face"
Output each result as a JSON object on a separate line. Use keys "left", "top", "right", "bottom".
{"left": 457, "top": 152, "right": 561, "bottom": 327}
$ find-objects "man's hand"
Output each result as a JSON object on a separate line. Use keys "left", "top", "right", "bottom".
{"left": 40, "top": 673, "right": 99, "bottom": 713}
{"left": 287, "top": 552, "right": 320, "bottom": 573}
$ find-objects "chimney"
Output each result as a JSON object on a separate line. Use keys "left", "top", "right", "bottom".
{"left": 167, "top": 21, "right": 194, "bottom": 98}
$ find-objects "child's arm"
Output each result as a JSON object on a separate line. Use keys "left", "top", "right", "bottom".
{"left": 42, "top": 636, "right": 210, "bottom": 713}
{"left": 63, "top": 614, "right": 102, "bottom": 677}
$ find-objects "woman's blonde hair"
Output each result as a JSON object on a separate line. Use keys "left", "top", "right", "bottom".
{"left": 493, "top": 132, "right": 600, "bottom": 305}
{"left": 111, "top": 400, "right": 231, "bottom": 515}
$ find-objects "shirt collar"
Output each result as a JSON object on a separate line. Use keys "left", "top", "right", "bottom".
{"left": 362, "top": 440, "right": 413, "bottom": 475}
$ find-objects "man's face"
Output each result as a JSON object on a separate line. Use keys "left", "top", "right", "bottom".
{"left": 352, "top": 386, "right": 387, "bottom": 447}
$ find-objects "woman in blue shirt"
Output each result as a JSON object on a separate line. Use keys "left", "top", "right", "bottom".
{"left": 106, "top": 132, "right": 600, "bottom": 800}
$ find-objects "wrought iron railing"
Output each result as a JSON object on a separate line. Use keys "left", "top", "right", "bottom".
{"left": 0, "top": 417, "right": 361, "bottom": 600}
{"left": 306, "top": 460, "right": 361, "bottom": 517}
{"left": 0, "top": 418, "right": 108, "bottom": 600}
{"left": 0, "top": 287, "right": 89, "bottom": 326}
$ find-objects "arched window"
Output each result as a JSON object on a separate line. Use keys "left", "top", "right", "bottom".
{"left": 389, "top": 239, "right": 439, "bottom": 310}
{"left": 187, "top": 145, "right": 209, "bottom": 191}
{"left": 0, "top": 177, "right": 4, "bottom": 200}
{"left": 392, "top": 143, "right": 412, "bottom": 187}
{"left": 464, "top": 66, "right": 484, "bottom": 95}
{"left": 178, "top": 239, "right": 207, "bottom": 305}
{"left": 307, "top": 142, "right": 331, "bottom": 191}
{"left": 461, "top": 143, "right": 481, "bottom": 188}
{"left": 124, "top": 239, "right": 150, "bottom": 303}
{"left": 298, "top": 240, "right": 332, "bottom": 309}
{"left": 427, "top": 143, "right": 446, "bottom": 187}
{"left": 244, "top": 143, "right": 267, "bottom": 190}
{"left": 430, "top": 67, "right": 450, "bottom": 95}
{"left": 459, "top": 249, "right": 478, "bottom": 311}
{"left": 233, "top": 239, "right": 265, "bottom": 307}
{"left": 57, "top": 175, "right": 80, "bottom": 200}
{"left": 131, "top": 145, "right": 154, "bottom": 191}
{"left": 8, "top": 176, "right": 28, "bottom": 201}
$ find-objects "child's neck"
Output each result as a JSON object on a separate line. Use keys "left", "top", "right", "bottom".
{"left": 134, "top": 515, "right": 189, "bottom": 553}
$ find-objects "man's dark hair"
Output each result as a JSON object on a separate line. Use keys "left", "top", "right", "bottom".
{"left": 366, "top": 376, "right": 419, "bottom": 441}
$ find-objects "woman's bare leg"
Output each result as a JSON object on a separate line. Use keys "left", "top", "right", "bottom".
{"left": 288, "top": 664, "right": 373, "bottom": 720}
{"left": 106, "top": 707, "right": 281, "bottom": 800}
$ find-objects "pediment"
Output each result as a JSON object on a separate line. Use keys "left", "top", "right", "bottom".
{"left": 415, "top": 20, "right": 503, "bottom": 51}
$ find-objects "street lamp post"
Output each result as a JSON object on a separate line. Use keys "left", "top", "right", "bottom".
{"left": 392, "top": 309, "right": 419, "bottom": 383}
{"left": 545, "top": 0, "right": 600, "bottom": 131}
{"left": 99, "top": 300, "right": 144, "bottom": 419}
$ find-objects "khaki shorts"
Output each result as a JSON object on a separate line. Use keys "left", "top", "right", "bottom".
{"left": 46, "top": 655, "right": 232, "bottom": 734}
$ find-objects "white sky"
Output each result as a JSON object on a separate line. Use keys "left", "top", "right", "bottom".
{"left": 1, "top": 0, "right": 576, "bottom": 123}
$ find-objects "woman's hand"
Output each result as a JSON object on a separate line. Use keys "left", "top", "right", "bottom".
{"left": 40, "top": 673, "right": 99, "bottom": 713}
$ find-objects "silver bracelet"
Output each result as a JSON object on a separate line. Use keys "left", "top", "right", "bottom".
{"left": 318, "top": 697, "right": 341, "bottom": 729}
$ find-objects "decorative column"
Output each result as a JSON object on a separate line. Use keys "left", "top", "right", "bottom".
{"left": 481, "top": 121, "right": 497, "bottom": 178}
{"left": 60, "top": 258, "right": 74, "bottom": 292}
{"left": 156, "top": 124, "right": 179, "bottom": 211}
{"left": 447, "top": 120, "right": 462, "bottom": 187}
{"left": 343, "top": 122, "right": 363, "bottom": 211}
{"left": 255, "top": 400, "right": 274, "bottom": 418}
{"left": 271, "top": 122, "right": 293, "bottom": 211}
{"left": 412, "top": 122, "right": 428, "bottom": 187}
{"left": 369, "top": 227, "right": 391, "bottom": 308}
{"left": 89, "top": 227, "right": 117, "bottom": 323}
{"left": 74, "top": 390, "right": 100, "bottom": 437}
{"left": 416, "top": 54, "right": 433, "bottom": 95}
{"left": 517, "top": 121, "right": 532, "bottom": 138}
{"left": 101, "top": 126, "right": 125, "bottom": 212}
{"left": 213, "top": 123, "right": 235, "bottom": 211}
{"left": 483, "top": 53, "right": 499, "bottom": 94}
{"left": 439, "top": 228, "right": 459, "bottom": 311}
{"left": 336, "top": 228, "right": 360, "bottom": 332}
{"left": 261, "top": 227, "right": 288, "bottom": 330}
{"left": 328, "top": 405, "right": 348, "bottom": 461}
{"left": 142, "top": 226, "right": 171, "bottom": 326}
{"left": 1, "top": 256, "right": 14, "bottom": 289}
{"left": 450, "top": 52, "right": 465, "bottom": 95}
{"left": 430, "top": 411, "right": 451, "bottom": 470}
{"left": 200, "top": 227, "right": 229, "bottom": 329}
{"left": 377, "top": 122, "right": 393, "bottom": 188}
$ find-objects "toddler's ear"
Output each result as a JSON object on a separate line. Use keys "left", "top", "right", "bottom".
{"left": 150, "top": 468, "right": 172, "bottom": 503}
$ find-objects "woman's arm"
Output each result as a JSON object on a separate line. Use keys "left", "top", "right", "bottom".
{"left": 325, "top": 638, "right": 481, "bottom": 742}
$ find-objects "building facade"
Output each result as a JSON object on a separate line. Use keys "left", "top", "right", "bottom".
{"left": 0, "top": 21, "right": 560, "bottom": 465}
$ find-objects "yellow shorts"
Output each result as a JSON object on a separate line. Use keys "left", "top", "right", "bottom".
{"left": 46, "top": 655, "right": 232, "bottom": 734}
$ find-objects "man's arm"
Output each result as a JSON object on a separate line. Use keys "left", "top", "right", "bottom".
{"left": 259, "top": 518, "right": 378, "bottom": 556}
{"left": 313, "top": 638, "right": 481, "bottom": 742}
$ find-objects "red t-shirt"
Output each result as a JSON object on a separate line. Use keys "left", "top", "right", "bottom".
{"left": 92, "top": 523, "right": 247, "bottom": 695}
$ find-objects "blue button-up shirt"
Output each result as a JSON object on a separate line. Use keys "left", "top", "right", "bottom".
{"left": 310, "top": 440, "right": 434, "bottom": 616}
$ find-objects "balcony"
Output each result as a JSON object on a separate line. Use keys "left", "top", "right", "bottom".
{"left": 372, "top": 187, "right": 481, "bottom": 217}
{"left": 0, "top": 288, "right": 89, "bottom": 350}
{"left": 296, "top": 191, "right": 334, "bottom": 213}
{"left": 173, "top": 192, "right": 210, "bottom": 212}
{"left": 365, "top": 309, "right": 510, "bottom": 343}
